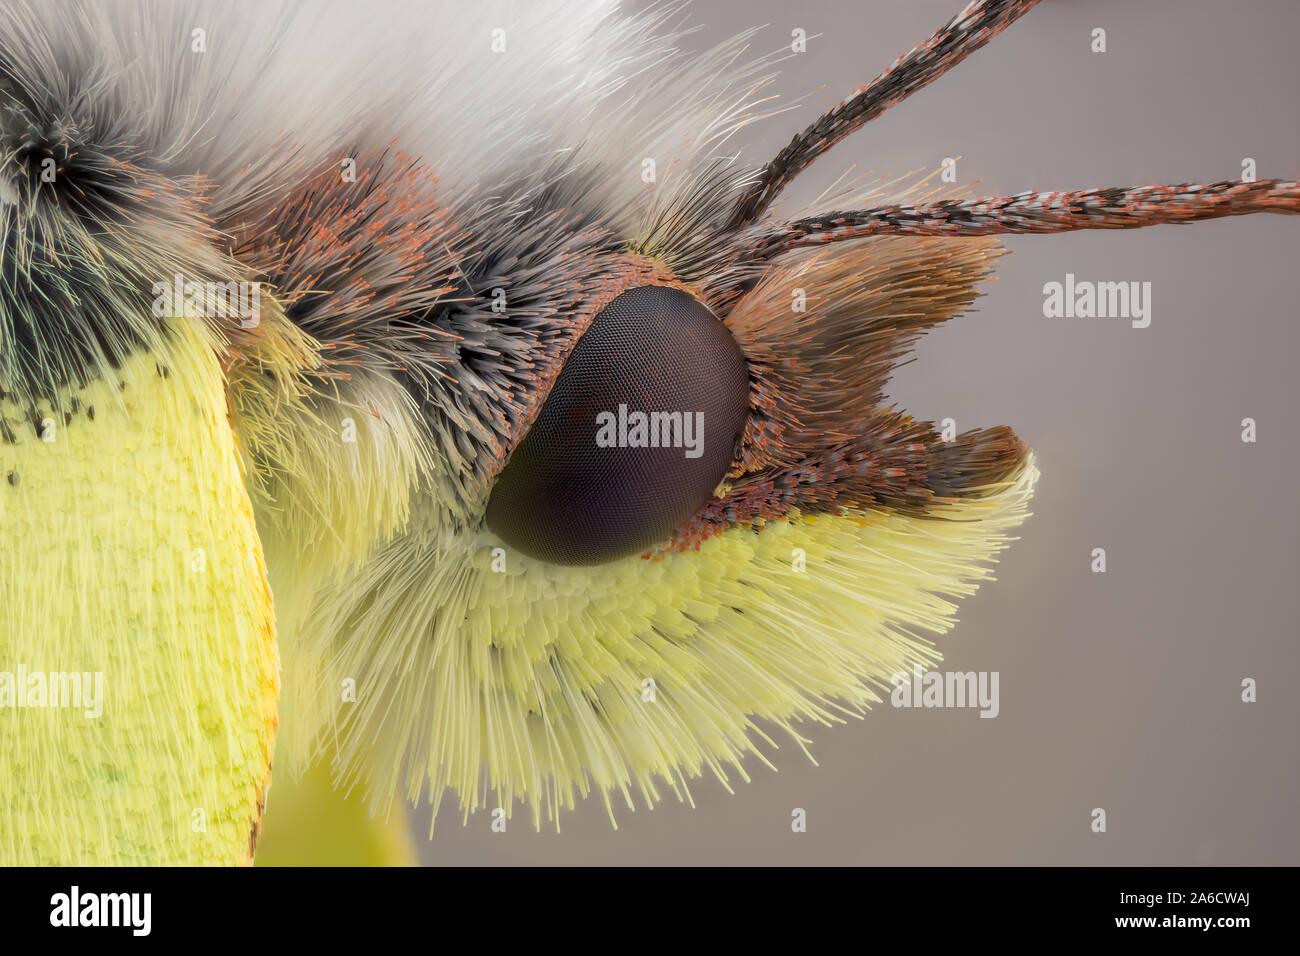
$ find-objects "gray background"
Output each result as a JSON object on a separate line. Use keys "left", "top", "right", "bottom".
{"left": 415, "top": 0, "right": 1300, "bottom": 865}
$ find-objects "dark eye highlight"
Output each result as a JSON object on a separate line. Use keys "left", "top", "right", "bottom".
{"left": 485, "top": 285, "right": 750, "bottom": 565}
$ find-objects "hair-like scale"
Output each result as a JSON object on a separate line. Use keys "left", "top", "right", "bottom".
{"left": 1, "top": 0, "right": 1293, "bottom": 858}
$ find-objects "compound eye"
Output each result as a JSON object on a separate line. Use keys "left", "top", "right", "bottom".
{"left": 485, "top": 285, "right": 750, "bottom": 565}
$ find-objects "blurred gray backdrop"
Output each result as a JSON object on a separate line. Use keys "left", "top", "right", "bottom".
{"left": 414, "top": 0, "right": 1300, "bottom": 865}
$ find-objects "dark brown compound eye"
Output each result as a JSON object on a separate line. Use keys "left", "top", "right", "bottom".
{"left": 485, "top": 285, "right": 750, "bottom": 565}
